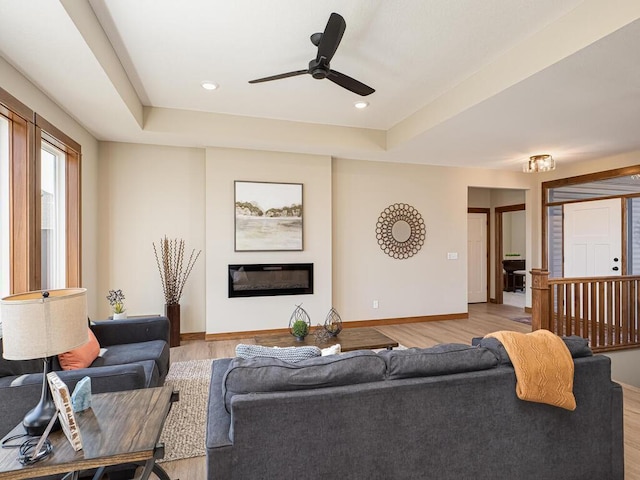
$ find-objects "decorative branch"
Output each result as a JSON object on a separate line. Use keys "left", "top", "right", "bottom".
{"left": 153, "top": 236, "right": 201, "bottom": 305}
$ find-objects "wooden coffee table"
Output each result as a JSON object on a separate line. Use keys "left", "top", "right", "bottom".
{"left": 0, "top": 387, "right": 176, "bottom": 480}
{"left": 255, "top": 326, "right": 398, "bottom": 352}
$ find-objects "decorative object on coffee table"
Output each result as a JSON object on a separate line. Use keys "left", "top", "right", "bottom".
{"left": 106, "top": 289, "right": 127, "bottom": 319}
{"left": 313, "top": 324, "right": 332, "bottom": 344}
{"left": 153, "top": 236, "right": 202, "bottom": 347}
{"left": 289, "top": 304, "right": 311, "bottom": 341}
{"left": 324, "top": 307, "right": 342, "bottom": 336}
{"left": 375, "top": 203, "right": 426, "bottom": 259}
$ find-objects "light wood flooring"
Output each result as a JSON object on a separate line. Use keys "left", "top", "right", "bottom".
{"left": 160, "top": 303, "right": 640, "bottom": 480}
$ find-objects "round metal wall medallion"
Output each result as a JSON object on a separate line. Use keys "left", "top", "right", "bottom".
{"left": 375, "top": 203, "right": 426, "bottom": 259}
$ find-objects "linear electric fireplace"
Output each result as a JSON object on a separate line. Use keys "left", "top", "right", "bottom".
{"left": 228, "top": 263, "right": 314, "bottom": 298}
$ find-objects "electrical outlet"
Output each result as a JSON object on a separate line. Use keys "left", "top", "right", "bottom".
{"left": 373, "top": 300, "right": 379, "bottom": 309}
{"left": 447, "top": 252, "right": 458, "bottom": 260}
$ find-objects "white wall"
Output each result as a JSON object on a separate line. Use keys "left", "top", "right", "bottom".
{"left": 205, "top": 148, "right": 332, "bottom": 334}
{"left": 0, "top": 57, "right": 100, "bottom": 316}
{"left": 97, "top": 142, "right": 206, "bottom": 331}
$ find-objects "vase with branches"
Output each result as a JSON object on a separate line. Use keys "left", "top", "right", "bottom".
{"left": 153, "top": 236, "right": 201, "bottom": 346}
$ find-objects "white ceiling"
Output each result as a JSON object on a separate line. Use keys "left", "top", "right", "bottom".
{"left": 0, "top": 0, "right": 639, "bottom": 170}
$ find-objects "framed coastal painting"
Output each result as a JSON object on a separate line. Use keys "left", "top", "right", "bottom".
{"left": 234, "top": 181, "right": 303, "bottom": 251}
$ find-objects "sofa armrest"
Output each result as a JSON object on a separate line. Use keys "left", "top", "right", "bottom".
{"left": 91, "top": 316, "right": 170, "bottom": 346}
{"left": 56, "top": 364, "right": 148, "bottom": 393}
{"left": 206, "top": 358, "right": 233, "bottom": 480}
{"left": 206, "top": 358, "right": 233, "bottom": 449}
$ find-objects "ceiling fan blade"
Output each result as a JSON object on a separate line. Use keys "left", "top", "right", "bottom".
{"left": 327, "top": 70, "right": 375, "bottom": 96}
{"left": 317, "top": 12, "right": 346, "bottom": 63}
{"left": 248, "top": 70, "right": 308, "bottom": 84}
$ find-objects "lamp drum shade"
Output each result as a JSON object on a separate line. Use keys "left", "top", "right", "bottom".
{"left": 1, "top": 288, "right": 88, "bottom": 360}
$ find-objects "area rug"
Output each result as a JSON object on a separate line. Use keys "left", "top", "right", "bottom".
{"left": 159, "top": 358, "right": 213, "bottom": 463}
{"left": 511, "top": 316, "right": 532, "bottom": 325}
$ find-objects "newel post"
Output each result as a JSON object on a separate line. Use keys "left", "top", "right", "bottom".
{"left": 531, "top": 269, "right": 550, "bottom": 331}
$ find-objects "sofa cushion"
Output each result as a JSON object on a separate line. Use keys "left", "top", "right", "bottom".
{"left": 321, "top": 344, "right": 341, "bottom": 356}
{"left": 222, "top": 350, "right": 387, "bottom": 413}
{"left": 58, "top": 328, "right": 101, "bottom": 370}
{"left": 473, "top": 335, "right": 592, "bottom": 365}
{"left": 89, "top": 340, "right": 169, "bottom": 383}
{"left": 379, "top": 344, "right": 498, "bottom": 380}
{"left": 235, "top": 344, "right": 321, "bottom": 363}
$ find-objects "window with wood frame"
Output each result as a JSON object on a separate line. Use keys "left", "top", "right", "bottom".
{"left": 0, "top": 113, "right": 9, "bottom": 298}
{"left": 0, "top": 87, "right": 81, "bottom": 295}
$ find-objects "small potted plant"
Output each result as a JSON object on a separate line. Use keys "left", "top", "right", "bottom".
{"left": 291, "top": 320, "right": 309, "bottom": 341}
{"left": 107, "top": 289, "right": 127, "bottom": 319}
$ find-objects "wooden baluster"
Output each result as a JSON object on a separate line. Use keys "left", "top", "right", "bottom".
{"left": 633, "top": 279, "right": 638, "bottom": 343}
{"left": 582, "top": 282, "right": 591, "bottom": 338}
{"left": 566, "top": 283, "right": 573, "bottom": 337}
{"left": 607, "top": 280, "right": 614, "bottom": 348}
{"left": 559, "top": 283, "right": 564, "bottom": 335}
{"left": 574, "top": 282, "right": 581, "bottom": 337}
{"left": 623, "top": 279, "right": 630, "bottom": 346}
{"left": 598, "top": 281, "right": 605, "bottom": 349}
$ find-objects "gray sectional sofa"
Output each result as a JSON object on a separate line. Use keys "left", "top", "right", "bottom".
{"left": 206, "top": 339, "right": 624, "bottom": 480}
{"left": 0, "top": 315, "right": 170, "bottom": 438}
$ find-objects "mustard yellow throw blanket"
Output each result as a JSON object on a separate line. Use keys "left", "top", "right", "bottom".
{"left": 486, "top": 330, "right": 576, "bottom": 411}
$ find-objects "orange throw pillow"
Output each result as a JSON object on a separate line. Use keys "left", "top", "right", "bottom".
{"left": 58, "top": 328, "right": 100, "bottom": 370}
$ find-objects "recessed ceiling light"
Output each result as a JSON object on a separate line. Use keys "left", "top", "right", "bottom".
{"left": 201, "top": 81, "right": 219, "bottom": 91}
{"left": 354, "top": 101, "right": 369, "bottom": 109}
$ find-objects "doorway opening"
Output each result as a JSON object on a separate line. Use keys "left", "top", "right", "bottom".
{"left": 468, "top": 187, "right": 528, "bottom": 308}
{"left": 495, "top": 204, "right": 525, "bottom": 308}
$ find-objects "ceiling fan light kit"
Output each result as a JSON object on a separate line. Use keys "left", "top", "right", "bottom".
{"left": 523, "top": 154, "right": 555, "bottom": 173}
{"left": 249, "top": 13, "right": 375, "bottom": 97}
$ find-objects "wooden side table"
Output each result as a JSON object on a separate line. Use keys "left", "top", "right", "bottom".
{"left": 0, "top": 387, "right": 176, "bottom": 480}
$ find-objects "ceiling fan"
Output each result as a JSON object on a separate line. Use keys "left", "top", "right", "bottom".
{"left": 248, "top": 12, "right": 375, "bottom": 96}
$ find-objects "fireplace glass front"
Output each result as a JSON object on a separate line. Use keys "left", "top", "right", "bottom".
{"left": 228, "top": 263, "right": 313, "bottom": 298}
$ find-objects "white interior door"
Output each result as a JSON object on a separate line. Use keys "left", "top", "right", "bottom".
{"left": 564, "top": 198, "right": 622, "bottom": 277}
{"left": 468, "top": 213, "right": 487, "bottom": 302}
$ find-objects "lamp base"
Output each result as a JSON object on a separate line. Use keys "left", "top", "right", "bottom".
{"left": 23, "top": 357, "right": 61, "bottom": 437}
{"left": 23, "top": 399, "right": 59, "bottom": 437}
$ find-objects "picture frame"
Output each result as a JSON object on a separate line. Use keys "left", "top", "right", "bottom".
{"left": 46, "top": 372, "right": 83, "bottom": 451}
{"left": 234, "top": 181, "right": 303, "bottom": 251}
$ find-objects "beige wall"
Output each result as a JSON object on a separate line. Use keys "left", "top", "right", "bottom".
{"left": 334, "top": 159, "right": 466, "bottom": 318}
{"left": 333, "top": 160, "right": 532, "bottom": 319}
{"left": 97, "top": 142, "right": 206, "bottom": 331}
{"left": 0, "top": 57, "right": 100, "bottom": 316}
{"left": 205, "top": 147, "right": 332, "bottom": 334}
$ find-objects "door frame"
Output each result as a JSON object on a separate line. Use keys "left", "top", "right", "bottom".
{"left": 468, "top": 208, "right": 490, "bottom": 303}
{"left": 494, "top": 203, "right": 525, "bottom": 305}
{"left": 541, "top": 164, "right": 640, "bottom": 270}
